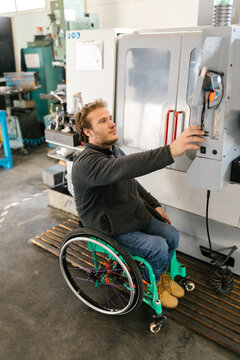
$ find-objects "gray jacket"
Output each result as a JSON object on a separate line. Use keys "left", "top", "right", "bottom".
{"left": 72, "top": 143, "right": 174, "bottom": 236}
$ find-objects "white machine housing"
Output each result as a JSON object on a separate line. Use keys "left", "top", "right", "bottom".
{"left": 66, "top": 29, "right": 133, "bottom": 115}
{"left": 65, "top": 26, "right": 240, "bottom": 275}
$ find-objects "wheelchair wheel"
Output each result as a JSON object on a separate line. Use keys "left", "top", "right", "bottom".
{"left": 59, "top": 228, "right": 144, "bottom": 315}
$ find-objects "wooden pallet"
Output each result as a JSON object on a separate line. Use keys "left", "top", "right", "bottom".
{"left": 30, "top": 217, "right": 240, "bottom": 355}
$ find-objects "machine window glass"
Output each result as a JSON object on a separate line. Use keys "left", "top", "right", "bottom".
{"left": 123, "top": 48, "right": 170, "bottom": 150}
{"left": 186, "top": 47, "right": 201, "bottom": 106}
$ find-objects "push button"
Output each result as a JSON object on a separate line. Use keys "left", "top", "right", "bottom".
{"left": 200, "top": 146, "right": 206, "bottom": 154}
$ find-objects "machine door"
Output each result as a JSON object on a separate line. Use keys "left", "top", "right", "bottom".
{"left": 171, "top": 32, "right": 202, "bottom": 171}
{"left": 115, "top": 33, "right": 182, "bottom": 155}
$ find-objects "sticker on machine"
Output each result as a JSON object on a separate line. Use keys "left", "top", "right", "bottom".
{"left": 24, "top": 54, "right": 40, "bottom": 68}
{"left": 76, "top": 41, "right": 103, "bottom": 71}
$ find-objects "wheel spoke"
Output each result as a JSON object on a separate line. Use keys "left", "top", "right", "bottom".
{"left": 106, "top": 283, "right": 128, "bottom": 306}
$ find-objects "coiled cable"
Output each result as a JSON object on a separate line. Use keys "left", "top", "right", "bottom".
{"left": 210, "top": 266, "right": 234, "bottom": 295}
{"left": 205, "top": 190, "right": 237, "bottom": 295}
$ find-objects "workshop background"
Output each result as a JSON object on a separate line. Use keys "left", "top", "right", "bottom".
{"left": 0, "top": 1, "right": 240, "bottom": 360}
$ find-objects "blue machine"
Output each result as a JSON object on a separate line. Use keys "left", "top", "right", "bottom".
{"left": 0, "top": 110, "right": 13, "bottom": 169}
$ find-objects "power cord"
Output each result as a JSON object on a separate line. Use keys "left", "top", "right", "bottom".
{"left": 205, "top": 190, "right": 237, "bottom": 295}
{"left": 206, "top": 190, "right": 212, "bottom": 251}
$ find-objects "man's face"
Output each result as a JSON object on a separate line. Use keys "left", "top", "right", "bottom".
{"left": 84, "top": 107, "right": 118, "bottom": 148}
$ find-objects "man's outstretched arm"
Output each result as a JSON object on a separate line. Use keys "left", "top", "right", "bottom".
{"left": 170, "top": 125, "right": 205, "bottom": 158}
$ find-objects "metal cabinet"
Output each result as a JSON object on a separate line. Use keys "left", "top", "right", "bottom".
{"left": 115, "top": 29, "right": 202, "bottom": 172}
{"left": 22, "top": 46, "right": 62, "bottom": 123}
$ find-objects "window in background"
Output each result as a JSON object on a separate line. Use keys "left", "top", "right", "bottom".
{"left": 0, "top": 1, "right": 16, "bottom": 13}
{"left": 16, "top": 0, "right": 46, "bottom": 11}
{"left": 0, "top": 0, "right": 46, "bottom": 13}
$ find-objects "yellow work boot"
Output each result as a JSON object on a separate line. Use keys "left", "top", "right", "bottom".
{"left": 157, "top": 280, "right": 178, "bottom": 308}
{"left": 161, "top": 273, "right": 185, "bottom": 298}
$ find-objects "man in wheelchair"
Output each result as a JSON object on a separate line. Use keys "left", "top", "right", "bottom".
{"left": 72, "top": 99, "right": 205, "bottom": 309}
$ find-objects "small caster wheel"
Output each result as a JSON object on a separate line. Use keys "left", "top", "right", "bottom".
{"left": 186, "top": 281, "right": 195, "bottom": 292}
{"left": 150, "top": 322, "right": 161, "bottom": 333}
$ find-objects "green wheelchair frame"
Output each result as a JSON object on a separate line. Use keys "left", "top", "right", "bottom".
{"left": 59, "top": 228, "right": 194, "bottom": 333}
{"left": 131, "top": 252, "right": 187, "bottom": 315}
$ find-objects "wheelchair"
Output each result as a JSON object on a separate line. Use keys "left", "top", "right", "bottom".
{"left": 59, "top": 227, "right": 195, "bottom": 333}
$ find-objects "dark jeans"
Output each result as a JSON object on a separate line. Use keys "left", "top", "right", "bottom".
{"left": 114, "top": 216, "right": 179, "bottom": 283}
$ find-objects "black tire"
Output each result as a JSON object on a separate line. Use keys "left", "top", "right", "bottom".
{"left": 59, "top": 228, "right": 144, "bottom": 315}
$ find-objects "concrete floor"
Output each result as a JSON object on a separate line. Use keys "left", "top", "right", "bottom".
{"left": 0, "top": 145, "right": 238, "bottom": 360}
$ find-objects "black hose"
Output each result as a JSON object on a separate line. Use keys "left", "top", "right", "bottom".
{"left": 206, "top": 190, "right": 212, "bottom": 251}
{"left": 205, "top": 190, "right": 237, "bottom": 296}
{"left": 210, "top": 267, "right": 234, "bottom": 295}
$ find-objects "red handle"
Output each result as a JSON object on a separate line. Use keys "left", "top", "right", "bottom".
{"left": 164, "top": 110, "right": 174, "bottom": 146}
{"left": 172, "top": 111, "right": 183, "bottom": 141}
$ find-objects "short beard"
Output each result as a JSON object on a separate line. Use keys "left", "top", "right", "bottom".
{"left": 103, "top": 136, "right": 118, "bottom": 146}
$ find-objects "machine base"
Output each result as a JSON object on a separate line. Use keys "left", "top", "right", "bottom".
{"left": 199, "top": 245, "right": 235, "bottom": 267}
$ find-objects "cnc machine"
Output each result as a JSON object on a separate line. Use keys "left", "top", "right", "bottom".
{"left": 65, "top": 2, "right": 240, "bottom": 278}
